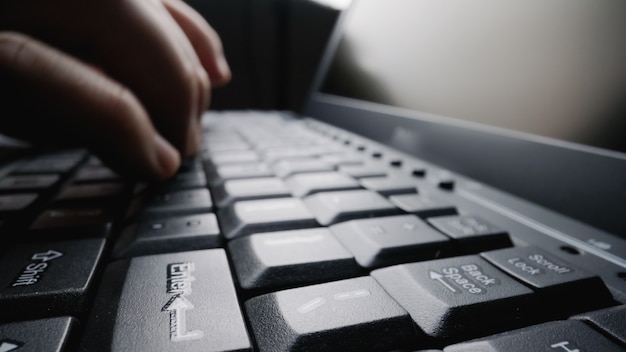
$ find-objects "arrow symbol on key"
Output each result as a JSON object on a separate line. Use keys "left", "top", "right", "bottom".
{"left": 0, "top": 341, "right": 22, "bottom": 352}
{"left": 429, "top": 271, "right": 457, "bottom": 293}
{"left": 31, "top": 250, "right": 63, "bottom": 262}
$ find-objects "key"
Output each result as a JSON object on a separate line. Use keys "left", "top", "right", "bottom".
{"left": 339, "top": 163, "right": 387, "bottom": 178}
{"left": 74, "top": 166, "right": 120, "bottom": 183}
{"left": 285, "top": 171, "right": 361, "bottom": 197}
{"left": 0, "top": 175, "right": 60, "bottom": 192}
{"left": 428, "top": 215, "right": 513, "bottom": 253}
{"left": 212, "top": 177, "right": 291, "bottom": 208}
{"left": 330, "top": 215, "right": 451, "bottom": 269}
{"left": 228, "top": 228, "right": 359, "bottom": 291}
{"left": 273, "top": 159, "right": 335, "bottom": 178}
{"left": 0, "top": 193, "right": 38, "bottom": 214}
{"left": 389, "top": 193, "right": 457, "bottom": 218}
{"left": 133, "top": 189, "right": 213, "bottom": 218}
{"left": 113, "top": 213, "right": 221, "bottom": 259}
{"left": 0, "top": 317, "right": 76, "bottom": 352}
{"left": 157, "top": 171, "right": 207, "bottom": 191}
{"left": 80, "top": 249, "right": 252, "bottom": 352}
{"left": 207, "top": 150, "right": 259, "bottom": 165}
{"left": 0, "top": 239, "right": 105, "bottom": 320}
{"left": 572, "top": 305, "right": 626, "bottom": 345}
{"left": 359, "top": 176, "right": 418, "bottom": 196}
{"left": 209, "top": 162, "right": 274, "bottom": 185}
{"left": 444, "top": 320, "right": 624, "bottom": 352}
{"left": 218, "top": 198, "right": 318, "bottom": 239}
{"left": 14, "top": 158, "right": 79, "bottom": 174}
{"left": 245, "top": 277, "right": 415, "bottom": 352}
{"left": 303, "top": 189, "right": 400, "bottom": 226}
{"left": 30, "top": 208, "right": 114, "bottom": 238}
{"left": 55, "top": 182, "right": 126, "bottom": 204}
{"left": 371, "top": 255, "right": 536, "bottom": 342}
{"left": 482, "top": 246, "right": 614, "bottom": 316}
{"left": 318, "top": 153, "right": 365, "bottom": 166}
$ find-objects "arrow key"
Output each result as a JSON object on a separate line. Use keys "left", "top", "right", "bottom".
{"left": 371, "top": 255, "right": 537, "bottom": 343}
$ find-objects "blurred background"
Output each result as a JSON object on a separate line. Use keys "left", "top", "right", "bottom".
{"left": 184, "top": 0, "right": 348, "bottom": 112}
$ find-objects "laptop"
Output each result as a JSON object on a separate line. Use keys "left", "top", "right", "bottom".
{"left": 1, "top": 0, "right": 625, "bottom": 351}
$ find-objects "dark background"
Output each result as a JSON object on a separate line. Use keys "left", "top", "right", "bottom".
{"left": 185, "top": 0, "right": 343, "bottom": 112}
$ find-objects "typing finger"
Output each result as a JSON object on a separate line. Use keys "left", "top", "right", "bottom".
{"left": 0, "top": 32, "right": 180, "bottom": 180}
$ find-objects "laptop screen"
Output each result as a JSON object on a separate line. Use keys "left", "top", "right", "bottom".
{"left": 319, "top": 0, "right": 626, "bottom": 154}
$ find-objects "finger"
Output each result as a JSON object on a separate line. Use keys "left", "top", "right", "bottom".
{"left": 162, "top": 0, "right": 232, "bottom": 87}
{"left": 0, "top": 31, "right": 180, "bottom": 180}
{"left": 87, "top": 0, "right": 206, "bottom": 156}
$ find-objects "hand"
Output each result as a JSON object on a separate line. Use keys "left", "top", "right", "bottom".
{"left": 0, "top": 0, "right": 231, "bottom": 180}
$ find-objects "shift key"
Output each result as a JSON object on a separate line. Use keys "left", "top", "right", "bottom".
{"left": 80, "top": 249, "right": 251, "bottom": 352}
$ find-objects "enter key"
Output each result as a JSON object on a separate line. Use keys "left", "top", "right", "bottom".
{"left": 481, "top": 246, "right": 615, "bottom": 317}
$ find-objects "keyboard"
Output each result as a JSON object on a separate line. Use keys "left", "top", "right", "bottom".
{"left": 0, "top": 111, "right": 625, "bottom": 352}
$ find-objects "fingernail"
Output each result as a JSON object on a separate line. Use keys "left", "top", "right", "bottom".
{"left": 154, "top": 134, "right": 180, "bottom": 178}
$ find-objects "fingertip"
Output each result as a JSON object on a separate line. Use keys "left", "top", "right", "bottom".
{"left": 153, "top": 133, "right": 181, "bottom": 179}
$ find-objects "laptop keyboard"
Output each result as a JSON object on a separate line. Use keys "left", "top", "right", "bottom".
{"left": 0, "top": 111, "right": 624, "bottom": 351}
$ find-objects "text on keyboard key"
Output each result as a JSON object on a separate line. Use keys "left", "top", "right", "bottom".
{"left": 372, "top": 255, "right": 536, "bottom": 342}
{"left": 80, "top": 249, "right": 252, "bottom": 352}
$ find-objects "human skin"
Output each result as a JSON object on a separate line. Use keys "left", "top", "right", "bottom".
{"left": 0, "top": 0, "right": 231, "bottom": 180}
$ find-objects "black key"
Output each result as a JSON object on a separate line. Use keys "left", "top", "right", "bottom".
{"left": 339, "top": 163, "right": 387, "bottom": 178}
{"left": 113, "top": 213, "right": 221, "bottom": 259}
{"left": 207, "top": 150, "right": 259, "bottom": 165}
{"left": 444, "top": 320, "right": 624, "bottom": 352}
{"left": 0, "top": 239, "right": 105, "bottom": 320}
{"left": 303, "top": 189, "right": 400, "bottom": 226}
{"left": 330, "top": 215, "right": 451, "bottom": 269}
{"left": 177, "top": 157, "right": 203, "bottom": 174}
{"left": 229, "top": 228, "right": 359, "bottom": 291}
{"left": 273, "top": 159, "right": 334, "bottom": 178}
{"left": 157, "top": 171, "right": 207, "bottom": 191}
{"left": 482, "top": 246, "right": 614, "bottom": 316}
{"left": 359, "top": 176, "right": 418, "bottom": 196}
{"left": 209, "top": 162, "right": 274, "bottom": 185}
{"left": 218, "top": 198, "right": 318, "bottom": 239}
{"left": 245, "top": 277, "right": 415, "bottom": 352}
{"left": 0, "top": 175, "right": 60, "bottom": 192}
{"left": 80, "top": 249, "right": 252, "bottom": 352}
{"left": 428, "top": 215, "right": 513, "bottom": 253}
{"left": 0, "top": 317, "right": 76, "bottom": 352}
{"left": 212, "top": 177, "right": 291, "bottom": 208}
{"left": 74, "top": 166, "right": 120, "bottom": 183}
{"left": 135, "top": 189, "right": 213, "bottom": 218}
{"left": 285, "top": 171, "right": 361, "bottom": 197}
{"left": 389, "top": 193, "right": 457, "bottom": 218}
{"left": 55, "top": 182, "right": 126, "bottom": 204}
{"left": 572, "top": 305, "right": 626, "bottom": 345}
{"left": 30, "top": 208, "right": 114, "bottom": 238}
{"left": 14, "top": 158, "right": 79, "bottom": 174}
{"left": 318, "top": 153, "right": 364, "bottom": 166}
{"left": 0, "top": 193, "right": 38, "bottom": 214}
{"left": 372, "top": 255, "right": 536, "bottom": 342}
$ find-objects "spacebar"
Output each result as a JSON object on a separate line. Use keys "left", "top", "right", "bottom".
{"left": 80, "top": 249, "right": 252, "bottom": 351}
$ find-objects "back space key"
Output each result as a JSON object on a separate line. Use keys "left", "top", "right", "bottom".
{"left": 80, "top": 249, "right": 251, "bottom": 352}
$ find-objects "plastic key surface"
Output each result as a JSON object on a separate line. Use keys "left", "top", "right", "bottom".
{"left": 113, "top": 213, "right": 221, "bottom": 259}
{"left": 285, "top": 171, "right": 361, "bottom": 197}
{"left": 482, "top": 246, "right": 614, "bottom": 316}
{"left": 428, "top": 215, "right": 512, "bottom": 253}
{"left": 213, "top": 177, "right": 291, "bottom": 207}
{"left": 372, "top": 255, "right": 536, "bottom": 342}
{"left": 218, "top": 197, "right": 318, "bottom": 239}
{"left": 80, "top": 249, "right": 251, "bottom": 352}
{"left": 245, "top": 277, "right": 416, "bottom": 352}
{"left": 0, "top": 317, "right": 76, "bottom": 352}
{"left": 572, "top": 305, "right": 626, "bottom": 345}
{"left": 330, "top": 215, "right": 451, "bottom": 268}
{"left": 303, "top": 189, "right": 400, "bottom": 226}
{"left": 0, "top": 239, "right": 105, "bottom": 321}
{"left": 444, "top": 320, "right": 624, "bottom": 352}
{"left": 229, "top": 228, "right": 359, "bottom": 290}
